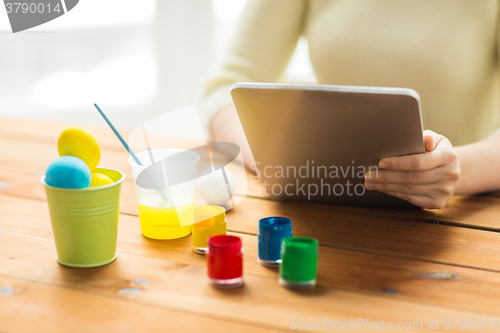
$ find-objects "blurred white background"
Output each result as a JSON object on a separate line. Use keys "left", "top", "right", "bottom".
{"left": 0, "top": 0, "right": 314, "bottom": 134}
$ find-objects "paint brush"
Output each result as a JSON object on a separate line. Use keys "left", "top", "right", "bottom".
{"left": 94, "top": 103, "right": 142, "bottom": 165}
{"left": 94, "top": 103, "right": 169, "bottom": 203}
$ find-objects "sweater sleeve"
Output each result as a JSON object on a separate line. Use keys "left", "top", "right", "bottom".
{"left": 490, "top": 15, "right": 500, "bottom": 140}
{"left": 199, "top": 0, "right": 308, "bottom": 133}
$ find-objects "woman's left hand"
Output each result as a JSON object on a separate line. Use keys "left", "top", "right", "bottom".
{"left": 364, "top": 130, "right": 460, "bottom": 209}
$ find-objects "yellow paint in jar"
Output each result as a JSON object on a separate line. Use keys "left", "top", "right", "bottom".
{"left": 137, "top": 202, "right": 194, "bottom": 239}
{"left": 192, "top": 205, "right": 226, "bottom": 254}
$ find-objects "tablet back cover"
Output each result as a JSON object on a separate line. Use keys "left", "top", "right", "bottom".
{"left": 231, "top": 83, "right": 425, "bottom": 206}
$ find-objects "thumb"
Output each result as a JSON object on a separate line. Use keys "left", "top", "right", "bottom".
{"left": 423, "top": 130, "right": 441, "bottom": 152}
{"left": 424, "top": 134, "right": 434, "bottom": 152}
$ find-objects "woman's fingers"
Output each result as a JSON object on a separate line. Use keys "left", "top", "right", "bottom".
{"left": 366, "top": 181, "right": 430, "bottom": 196}
{"left": 378, "top": 190, "right": 448, "bottom": 209}
{"left": 365, "top": 180, "right": 455, "bottom": 198}
{"left": 379, "top": 130, "right": 449, "bottom": 171}
{"left": 367, "top": 130, "right": 460, "bottom": 209}
{"left": 365, "top": 168, "right": 442, "bottom": 184}
{"left": 379, "top": 150, "right": 447, "bottom": 171}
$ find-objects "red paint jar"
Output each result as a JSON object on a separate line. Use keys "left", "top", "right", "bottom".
{"left": 207, "top": 235, "right": 243, "bottom": 288}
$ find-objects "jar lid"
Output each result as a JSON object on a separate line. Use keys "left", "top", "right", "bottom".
{"left": 281, "top": 237, "right": 318, "bottom": 257}
{"left": 193, "top": 205, "right": 226, "bottom": 226}
{"left": 259, "top": 217, "right": 292, "bottom": 234}
{"left": 208, "top": 235, "right": 242, "bottom": 255}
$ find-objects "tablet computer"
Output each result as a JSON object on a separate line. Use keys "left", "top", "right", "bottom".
{"left": 231, "top": 82, "right": 425, "bottom": 206}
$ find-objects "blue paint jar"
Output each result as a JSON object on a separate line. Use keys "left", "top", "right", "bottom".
{"left": 258, "top": 217, "right": 292, "bottom": 267}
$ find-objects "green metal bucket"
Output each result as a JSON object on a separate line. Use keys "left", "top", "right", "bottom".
{"left": 41, "top": 168, "right": 125, "bottom": 268}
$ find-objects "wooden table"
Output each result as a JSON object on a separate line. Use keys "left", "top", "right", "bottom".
{"left": 2, "top": 118, "right": 500, "bottom": 332}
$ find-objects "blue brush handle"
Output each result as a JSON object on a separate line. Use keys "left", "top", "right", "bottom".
{"left": 94, "top": 103, "right": 169, "bottom": 202}
{"left": 94, "top": 103, "right": 142, "bottom": 166}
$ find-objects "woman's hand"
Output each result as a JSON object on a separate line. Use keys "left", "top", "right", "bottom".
{"left": 364, "top": 130, "right": 460, "bottom": 209}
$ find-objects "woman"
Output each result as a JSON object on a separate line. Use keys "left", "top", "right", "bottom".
{"left": 200, "top": 0, "right": 500, "bottom": 209}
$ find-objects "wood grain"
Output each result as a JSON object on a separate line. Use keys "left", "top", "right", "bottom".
{"left": 226, "top": 196, "right": 500, "bottom": 269}
{"left": 0, "top": 275, "right": 278, "bottom": 333}
{"left": 2, "top": 230, "right": 500, "bottom": 332}
{"left": 2, "top": 117, "right": 500, "bottom": 230}
{"left": 3, "top": 117, "right": 500, "bottom": 331}
{"left": 4, "top": 194, "right": 500, "bottom": 315}
{"left": 3, "top": 156, "right": 500, "bottom": 232}
{"left": 3, "top": 163, "right": 500, "bottom": 272}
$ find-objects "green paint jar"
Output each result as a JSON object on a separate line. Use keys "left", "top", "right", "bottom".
{"left": 279, "top": 237, "right": 318, "bottom": 289}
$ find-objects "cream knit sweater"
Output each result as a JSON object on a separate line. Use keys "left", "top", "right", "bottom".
{"left": 201, "top": 0, "right": 500, "bottom": 146}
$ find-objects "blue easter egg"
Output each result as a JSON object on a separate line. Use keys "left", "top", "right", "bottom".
{"left": 45, "top": 156, "right": 91, "bottom": 189}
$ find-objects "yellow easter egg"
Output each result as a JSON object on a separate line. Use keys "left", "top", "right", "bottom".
{"left": 58, "top": 126, "right": 101, "bottom": 171}
{"left": 89, "top": 172, "right": 113, "bottom": 187}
